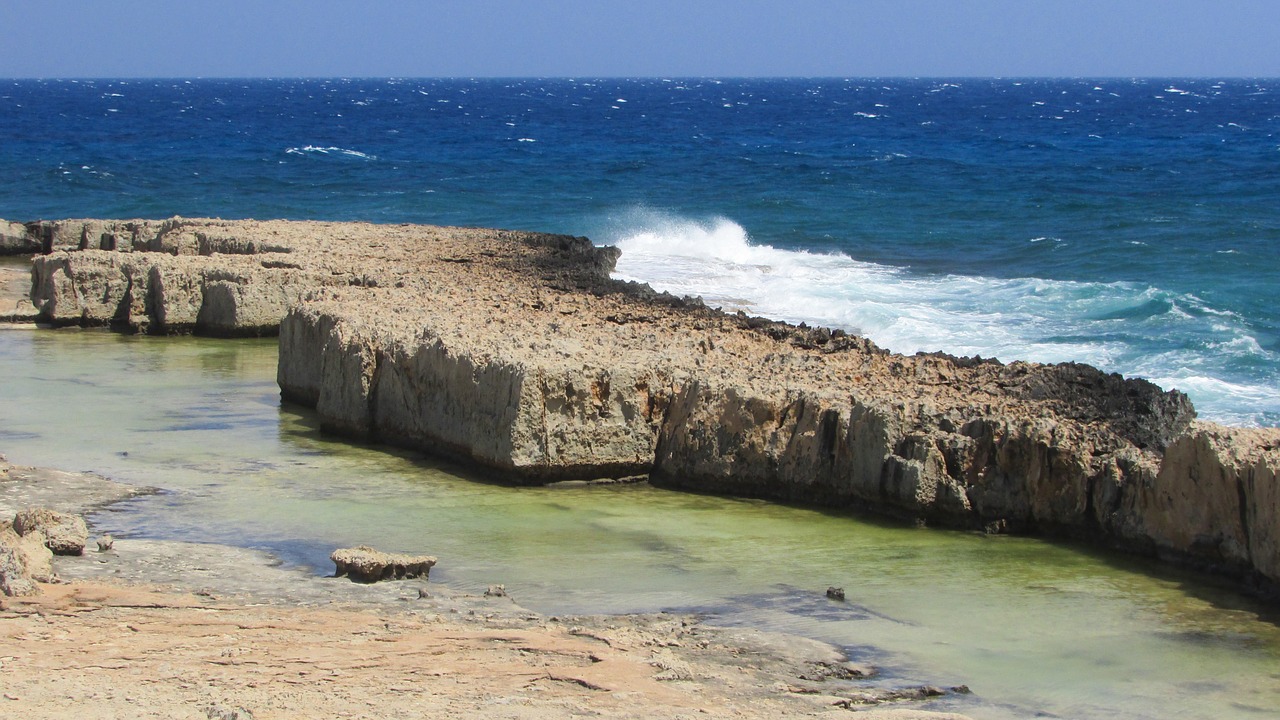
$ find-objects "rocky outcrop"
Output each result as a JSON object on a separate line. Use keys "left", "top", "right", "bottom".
{"left": 13, "top": 507, "right": 89, "bottom": 555}
{"left": 17, "top": 218, "right": 268, "bottom": 331}
{"left": 1139, "top": 423, "right": 1280, "bottom": 586}
{"left": 0, "top": 519, "right": 56, "bottom": 596}
{"left": 331, "top": 545, "right": 437, "bottom": 583}
{"left": 0, "top": 220, "right": 38, "bottom": 255}
{"left": 5, "top": 217, "right": 1279, "bottom": 597}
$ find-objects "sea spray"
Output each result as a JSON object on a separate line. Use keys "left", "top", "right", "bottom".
{"left": 602, "top": 208, "right": 1279, "bottom": 426}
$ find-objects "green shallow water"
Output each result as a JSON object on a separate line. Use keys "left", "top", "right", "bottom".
{"left": 1, "top": 327, "right": 1278, "bottom": 719}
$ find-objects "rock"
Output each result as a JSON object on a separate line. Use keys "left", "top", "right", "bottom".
{"left": 0, "top": 220, "right": 37, "bottom": 255}
{"left": 826, "top": 586, "right": 845, "bottom": 601}
{"left": 0, "top": 518, "right": 55, "bottom": 595}
{"left": 0, "top": 521, "right": 55, "bottom": 583}
{"left": 0, "top": 541, "right": 38, "bottom": 596}
{"left": 97, "top": 534, "right": 114, "bottom": 552}
{"left": 330, "top": 545, "right": 436, "bottom": 583}
{"left": 1141, "top": 422, "right": 1280, "bottom": 582}
{"left": 13, "top": 507, "right": 88, "bottom": 555}
{"left": 14, "top": 217, "right": 1280, "bottom": 597}
{"left": 484, "top": 584, "right": 507, "bottom": 597}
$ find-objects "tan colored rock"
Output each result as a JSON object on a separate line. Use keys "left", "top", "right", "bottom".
{"left": 330, "top": 545, "right": 436, "bottom": 583}
{"left": 0, "top": 520, "right": 54, "bottom": 583}
{"left": 0, "top": 220, "right": 37, "bottom": 255}
{"left": 13, "top": 507, "right": 88, "bottom": 555}
{"left": 0, "top": 540, "right": 38, "bottom": 596}
{"left": 1143, "top": 422, "right": 1280, "bottom": 580}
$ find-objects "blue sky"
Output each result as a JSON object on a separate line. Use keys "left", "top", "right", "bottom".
{"left": 2, "top": 0, "right": 1277, "bottom": 78}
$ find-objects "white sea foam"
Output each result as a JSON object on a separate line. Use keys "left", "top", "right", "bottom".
{"left": 284, "top": 145, "right": 377, "bottom": 160}
{"left": 602, "top": 209, "right": 1278, "bottom": 426}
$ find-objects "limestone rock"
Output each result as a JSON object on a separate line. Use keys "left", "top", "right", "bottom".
{"left": 8, "top": 216, "right": 1279, "bottom": 596}
{"left": 1142, "top": 422, "right": 1280, "bottom": 581}
{"left": 0, "top": 220, "right": 37, "bottom": 255}
{"left": 0, "top": 518, "right": 56, "bottom": 595}
{"left": 0, "top": 541, "right": 38, "bottom": 596}
{"left": 330, "top": 545, "right": 436, "bottom": 583}
{"left": 0, "top": 522, "right": 55, "bottom": 583}
{"left": 13, "top": 507, "right": 89, "bottom": 555}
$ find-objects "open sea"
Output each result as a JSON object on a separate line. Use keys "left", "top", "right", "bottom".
{"left": 1, "top": 77, "right": 1277, "bottom": 426}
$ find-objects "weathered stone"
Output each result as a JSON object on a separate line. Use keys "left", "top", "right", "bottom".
{"left": 5, "top": 217, "right": 1279, "bottom": 597}
{"left": 0, "top": 519, "right": 56, "bottom": 596}
{"left": 1141, "top": 422, "right": 1280, "bottom": 582}
{"left": 13, "top": 507, "right": 89, "bottom": 555}
{"left": 0, "top": 541, "right": 39, "bottom": 596}
{"left": 330, "top": 545, "right": 436, "bottom": 583}
{"left": 0, "top": 220, "right": 37, "bottom": 255}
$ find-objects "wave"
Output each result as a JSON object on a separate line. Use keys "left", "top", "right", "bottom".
{"left": 284, "top": 145, "right": 377, "bottom": 160}
{"left": 599, "top": 208, "right": 1279, "bottom": 426}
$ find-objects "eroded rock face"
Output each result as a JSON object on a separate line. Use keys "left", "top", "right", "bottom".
{"left": 0, "top": 220, "right": 38, "bottom": 255}
{"left": 1140, "top": 423, "right": 1280, "bottom": 584}
{"left": 330, "top": 545, "right": 437, "bottom": 583}
{"left": 13, "top": 507, "right": 89, "bottom": 555}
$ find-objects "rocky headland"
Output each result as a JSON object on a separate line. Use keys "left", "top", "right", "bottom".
{"left": 4, "top": 216, "right": 1279, "bottom": 598}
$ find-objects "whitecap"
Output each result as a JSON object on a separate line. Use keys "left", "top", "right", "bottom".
{"left": 599, "top": 208, "right": 1276, "bottom": 426}
{"left": 517, "top": 138, "right": 537, "bottom": 143}
{"left": 284, "top": 145, "right": 377, "bottom": 160}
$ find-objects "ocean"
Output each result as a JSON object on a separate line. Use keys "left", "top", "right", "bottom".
{"left": 1, "top": 77, "right": 1277, "bottom": 426}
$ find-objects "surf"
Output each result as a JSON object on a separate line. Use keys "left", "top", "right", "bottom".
{"left": 599, "top": 208, "right": 1279, "bottom": 427}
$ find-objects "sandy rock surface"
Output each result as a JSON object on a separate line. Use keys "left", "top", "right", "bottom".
{"left": 0, "top": 460, "right": 977, "bottom": 720}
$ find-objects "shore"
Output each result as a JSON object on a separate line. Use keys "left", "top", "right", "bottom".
{"left": 0, "top": 458, "right": 976, "bottom": 720}
{"left": 7, "top": 217, "right": 1278, "bottom": 597}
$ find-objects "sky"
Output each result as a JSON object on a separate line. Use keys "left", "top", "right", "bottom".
{"left": 1, "top": 0, "right": 1277, "bottom": 78}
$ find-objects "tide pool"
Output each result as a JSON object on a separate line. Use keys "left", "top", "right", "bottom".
{"left": 0, "top": 327, "right": 1275, "bottom": 720}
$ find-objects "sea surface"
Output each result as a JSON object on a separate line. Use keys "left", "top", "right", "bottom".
{"left": 1, "top": 77, "right": 1277, "bottom": 425}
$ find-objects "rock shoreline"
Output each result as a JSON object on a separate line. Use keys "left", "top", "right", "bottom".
{"left": 4, "top": 217, "right": 1279, "bottom": 599}
{"left": 0, "top": 459, "right": 980, "bottom": 719}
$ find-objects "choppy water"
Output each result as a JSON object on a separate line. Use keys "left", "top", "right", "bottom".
{"left": 1, "top": 327, "right": 1277, "bottom": 720}
{"left": 0, "top": 77, "right": 1277, "bottom": 425}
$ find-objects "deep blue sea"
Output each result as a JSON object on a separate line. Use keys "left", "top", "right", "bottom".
{"left": 2, "top": 77, "right": 1277, "bottom": 426}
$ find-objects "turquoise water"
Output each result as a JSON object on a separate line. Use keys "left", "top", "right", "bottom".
{"left": 1, "top": 78, "right": 1277, "bottom": 425}
{"left": 1, "top": 327, "right": 1276, "bottom": 720}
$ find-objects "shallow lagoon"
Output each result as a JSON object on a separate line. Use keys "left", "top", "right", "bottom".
{"left": 1, "top": 327, "right": 1277, "bottom": 720}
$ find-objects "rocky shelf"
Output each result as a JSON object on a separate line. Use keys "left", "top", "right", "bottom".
{"left": 5, "top": 216, "right": 1279, "bottom": 598}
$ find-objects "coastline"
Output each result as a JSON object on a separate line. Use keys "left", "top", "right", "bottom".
{"left": 1, "top": 458, "right": 976, "bottom": 719}
{"left": 2, "top": 216, "right": 1279, "bottom": 717}
{"left": 5, "top": 216, "right": 1274, "bottom": 597}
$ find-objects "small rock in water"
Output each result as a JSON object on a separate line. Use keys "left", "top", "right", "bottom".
{"left": 96, "top": 534, "right": 114, "bottom": 552}
{"left": 825, "top": 586, "right": 845, "bottom": 601}
{"left": 330, "top": 545, "right": 436, "bottom": 583}
{"left": 417, "top": 587, "right": 430, "bottom": 599}
{"left": 485, "top": 584, "right": 507, "bottom": 597}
